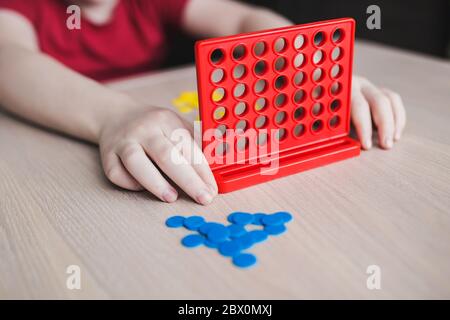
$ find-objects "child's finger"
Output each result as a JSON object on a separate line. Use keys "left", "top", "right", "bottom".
{"left": 381, "top": 88, "right": 406, "bottom": 141}
{"left": 180, "top": 116, "right": 195, "bottom": 136}
{"left": 351, "top": 88, "right": 373, "bottom": 150}
{"left": 142, "top": 136, "right": 215, "bottom": 205}
{"left": 101, "top": 152, "right": 143, "bottom": 191}
{"left": 360, "top": 82, "right": 395, "bottom": 149}
{"left": 118, "top": 143, "right": 178, "bottom": 203}
{"left": 177, "top": 129, "right": 218, "bottom": 195}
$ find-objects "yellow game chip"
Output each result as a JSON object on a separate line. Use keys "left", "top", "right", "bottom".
{"left": 172, "top": 91, "right": 200, "bottom": 114}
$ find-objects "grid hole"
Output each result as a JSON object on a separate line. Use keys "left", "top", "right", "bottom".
{"left": 210, "top": 48, "right": 224, "bottom": 64}
{"left": 274, "top": 128, "right": 287, "bottom": 141}
{"left": 294, "top": 89, "right": 305, "bottom": 104}
{"left": 331, "top": 47, "right": 342, "bottom": 61}
{"left": 236, "top": 119, "right": 248, "bottom": 132}
{"left": 312, "top": 68, "right": 323, "bottom": 82}
{"left": 215, "top": 142, "right": 229, "bottom": 156}
{"left": 255, "top": 97, "right": 267, "bottom": 111}
{"left": 212, "top": 88, "right": 225, "bottom": 102}
{"left": 275, "top": 75, "right": 287, "bottom": 90}
{"left": 294, "top": 34, "right": 305, "bottom": 49}
{"left": 275, "top": 57, "right": 287, "bottom": 71}
{"left": 254, "top": 79, "right": 267, "bottom": 94}
{"left": 255, "top": 115, "right": 268, "bottom": 129}
{"left": 294, "top": 124, "right": 305, "bottom": 137}
{"left": 211, "top": 69, "right": 224, "bottom": 83}
{"left": 332, "top": 29, "right": 343, "bottom": 43}
{"left": 234, "top": 102, "right": 247, "bottom": 116}
{"left": 233, "top": 83, "right": 246, "bottom": 98}
{"left": 215, "top": 124, "right": 227, "bottom": 138}
{"left": 237, "top": 137, "right": 249, "bottom": 151}
{"left": 294, "top": 107, "right": 306, "bottom": 120}
{"left": 254, "top": 41, "right": 266, "bottom": 57}
{"left": 330, "top": 99, "right": 341, "bottom": 112}
{"left": 254, "top": 60, "right": 267, "bottom": 76}
{"left": 312, "top": 119, "right": 323, "bottom": 132}
{"left": 275, "top": 93, "right": 287, "bottom": 108}
{"left": 313, "top": 50, "right": 324, "bottom": 64}
{"left": 312, "top": 85, "right": 324, "bottom": 100}
{"left": 294, "top": 53, "right": 305, "bottom": 68}
{"left": 257, "top": 132, "right": 268, "bottom": 146}
{"left": 274, "top": 37, "right": 287, "bottom": 53}
{"left": 312, "top": 102, "right": 324, "bottom": 116}
{"left": 331, "top": 64, "right": 342, "bottom": 78}
{"left": 294, "top": 71, "right": 305, "bottom": 86}
{"left": 213, "top": 106, "right": 227, "bottom": 121}
{"left": 329, "top": 115, "right": 340, "bottom": 128}
{"left": 313, "top": 31, "right": 325, "bottom": 46}
{"left": 232, "top": 44, "right": 246, "bottom": 60}
{"left": 275, "top": 111, "right": 287, "bottom": 125}
{"left": 330, "top": 82, "right": 342, "bottom": 95}
{"left": 233, "top": 64, "right": 246, "bottom": 79}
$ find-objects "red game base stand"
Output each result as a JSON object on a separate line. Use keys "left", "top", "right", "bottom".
{"left": 212, "top": 136, "right": 360, "bottom": 193}
{"left": 195, "top": 18, "right": 361, "bottom": 193}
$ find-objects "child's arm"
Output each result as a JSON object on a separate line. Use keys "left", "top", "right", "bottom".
{"left": 0, "top": 10, "right": 217, "bottom": 205}
{"left": 182, "top": 0, "right": 406, "bottom": 150}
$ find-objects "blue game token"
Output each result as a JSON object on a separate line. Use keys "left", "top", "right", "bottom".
{"left": 181, "top": 234, "right": 205, "bottom": 248}
{"left": 252, "top": 213, "right": 267, "bottom": 225}
{"left": 227, "top": 212, "right": 241, "bottom": 223}
{"left": 264, "top": 224, "right": 287, "bottom": 235}
{"left": 227, "top": 224, "right": 246, "bottom": 238}
{"left": 273, "top": 211, "right": 293, "bottom": 223}
{"left": 199, "top": 222, "right": 223, "bottom": 235}
{"left": 227, "top": 211, "right": 247, "bottom": 223}
{"left": 204, "top": 240, "right": 219, "bottom": 249}
{"left": 235, "top": 232, "right": 254, "bottom": 250}
{"left": 261, "top": 214, "right": 284, "bottom": 226}
{"left": 183, "top": 216, "right": 205, "bottom": 231}
{"left": 231, "top": 213, "right": 254, "bottom": 225}
{"left": 165, "top": 215, "right": 185, "bottom": 228}
{"left": 249, "top": 230, "right": 268, "bottom": 243}
{"left": 233, "top": 253, "right": 257, "bottom": 268}
{"left": 207, "top": 224, "right": 230, "bottom": 243}
{"left": 218, "top": 240, "right": 242, "bottom": 257}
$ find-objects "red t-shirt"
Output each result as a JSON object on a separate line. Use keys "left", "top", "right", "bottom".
{"left": 0, "top": 0, "right": 189, "bottom": 81}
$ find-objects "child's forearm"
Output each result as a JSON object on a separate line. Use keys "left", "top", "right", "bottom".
{"left": 238, "top": 7, "right": 293, "bottom": 33}
{"left": 182, "top": 0, "right": 292, "bottom": 38}
{"left": 0, "top": 45, "right": 138, "bottom": 143}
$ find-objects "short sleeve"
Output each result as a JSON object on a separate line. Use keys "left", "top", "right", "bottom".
{"left": 0, "top": 0, "right": 38, "bottom": 25}
{"left": 141, "top": 0, "right": 190, "bottom": 30}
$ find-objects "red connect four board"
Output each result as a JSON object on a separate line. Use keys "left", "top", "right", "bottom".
{"left": 195, "top": 18, "right": 360, "bottom": 193}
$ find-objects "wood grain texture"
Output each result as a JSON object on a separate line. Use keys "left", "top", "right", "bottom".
{"left": 1, "top": 41, "right": 449, "bottom": 299}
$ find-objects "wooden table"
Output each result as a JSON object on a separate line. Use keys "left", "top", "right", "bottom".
{"left": 1, "top": 41, "right": 450, "bottom": 299}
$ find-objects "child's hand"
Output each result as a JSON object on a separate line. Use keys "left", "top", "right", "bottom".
{"left": 351, "top": 76, "right": 406, "bottom": 150}
{"left": 98, "top": 106, "right": 218, "bottom": 205}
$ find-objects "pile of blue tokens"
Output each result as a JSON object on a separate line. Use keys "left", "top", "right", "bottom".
{"left": 165, "top": 211, "right": 292, "bottom": 269}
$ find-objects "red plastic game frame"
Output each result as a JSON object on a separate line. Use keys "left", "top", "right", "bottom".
{"left": 195, "top": 18, "right": 360, "bottom": 193}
